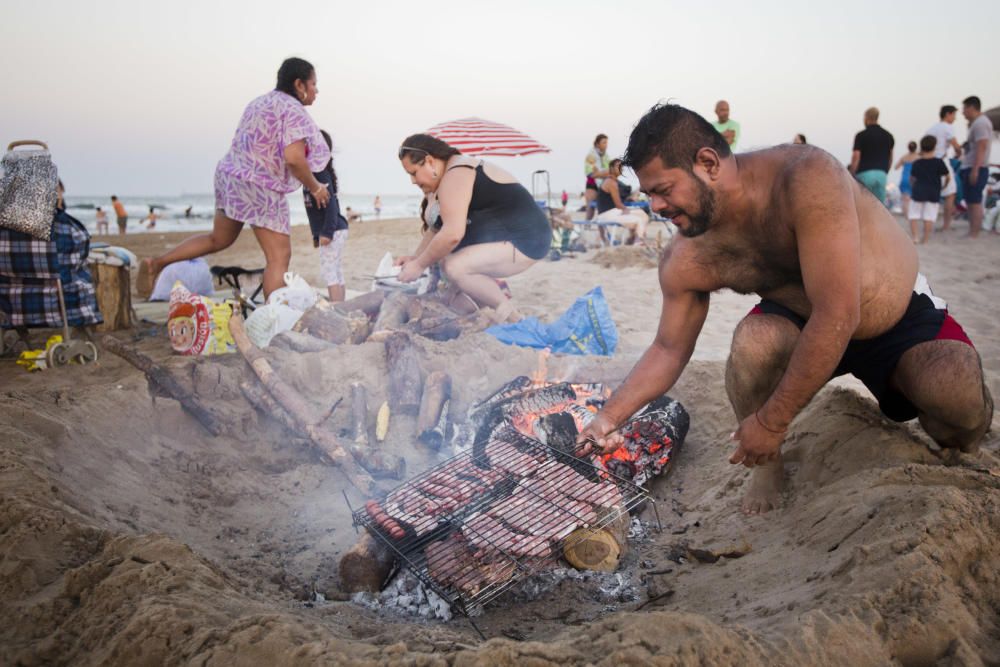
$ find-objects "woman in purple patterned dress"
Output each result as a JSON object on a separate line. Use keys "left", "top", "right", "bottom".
{"left": 139, "top": 57, "right": 331, "bottom": 298}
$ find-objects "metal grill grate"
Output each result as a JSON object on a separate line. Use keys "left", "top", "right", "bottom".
{"left": 353, "top": 424, "right": 651, "bottom": 617}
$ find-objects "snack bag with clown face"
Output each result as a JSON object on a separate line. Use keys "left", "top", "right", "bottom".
{"left": 167, "top": 282, "right": 236, "bottom": 355}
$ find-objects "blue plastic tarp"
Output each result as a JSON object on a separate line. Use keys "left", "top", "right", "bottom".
{"left": 486, "top": 286, "right": 617, "bottom": 356}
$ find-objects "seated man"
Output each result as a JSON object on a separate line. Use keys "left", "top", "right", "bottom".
{"left": 595, "top": 159, "right": 649, "bottom": 245}
{"left": 578, "top": 104, "right": 992, "bottom": 515}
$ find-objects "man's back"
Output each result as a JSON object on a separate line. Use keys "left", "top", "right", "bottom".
{"left": 853, "top": 125, "right": 894, "bottom": 173}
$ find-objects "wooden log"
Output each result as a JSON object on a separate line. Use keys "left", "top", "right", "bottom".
{"left": 334, "top": 289, "right": 385, "bottom": 319}
{"left": 405, "top": 295, "right": 460, "bottom": 322}
{"left": 416, "top": 371, "right": 451, "bottom": 448}
{"left": 562, "top": 507, "right": 630, "bottom": 572}
{"left": 385, "top": 332, "right": 423, "bottom": 413}
{"left": 404, "top": 315, "right": 463, "bottom": 342}
{"left": 229, "top": 313, "right": 375, "bottom": 493}
{"left": 372, "top": 291, "right": 413, "bottom": 334}
{"left": 350, "top": 382, "right": 369, "bottom": 448}
{"left": 90, "top": 263, "right": 133, "bottom": 332}
{"left": 101, "top": 335, "right": 223, "bottom": 436}
{"left": 240, "top": 379, "right": 308, "bottom": 438}
{"left": 292, "top": 299, "right": 369, "bottom": 344}
{"left": 339, "top": 531, "right": 397, "bottom": 593}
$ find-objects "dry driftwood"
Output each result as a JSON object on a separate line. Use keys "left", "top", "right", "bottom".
{"left": 563, "top": 508, "right": 630, "bottom": 572}
{"left": 385, "top": 331, "right": 424, "bottom": 413}
{"left": 239, "top": 379, "right": 307, "bottom": 438}
{"left": 101, "top": 335, "right": 224, "bottom": 436}
{"left": 91, "top": 264, "right": 133, "bottom": 332}
{"left": 334, "top": 290, "right": 385, "bottom": 318}
{"left": 229, "top": 313, "right": 375, "bottom": 493}
{"left": 350, "top": 382, "right": 370, "bottom": 448}
{"left": 292, "top": 299, "right": 369, "bottom": 344}
{"left": 372, "top": 291, "right": 412, "bottom": 334}
{"left": 416, "top": 371, "right": 451, "bottom": 448}
{"left": 339, "top": 531, "right": 397, "bottom": 593}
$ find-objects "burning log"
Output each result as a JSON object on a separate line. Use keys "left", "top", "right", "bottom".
{"left": 334, "top": 290, "right": 385, "bottom": 318}
{"left": 101, "top": 335, "right": 225, "bottom": 436}
{"left": 385, "top": 332, "right": 424, "bottom": 414}
{"left": 292, "top": 299, "right": 369, "bottom": 344}
{"left": 563, "top": 509, "right": 630, "bottom": 572}
{"left": 338, "top": 531, "right": 397, "bottom": 593}
{"left": 416, "top": 371, "right": 451, "bottom": 449}
{"left": 350, "top": 382, "right": 370, "bottom": 448}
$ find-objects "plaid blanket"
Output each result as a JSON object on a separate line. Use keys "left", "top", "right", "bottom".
{"left": 0, "top": 209, "right": 102, "bottom": 328}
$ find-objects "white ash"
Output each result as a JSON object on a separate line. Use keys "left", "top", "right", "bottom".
{"left": 351, "top": 571, "right": 453, "bottom": 621}
{"left": 507, "top": 567, "right": 639, "bottom": 605}
{"left": 628, "top": 517, "right": 652, "bottom": 540}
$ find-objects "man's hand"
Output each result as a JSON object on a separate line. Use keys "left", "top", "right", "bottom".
{"left": 575, "top": 412, "right": 623, "bottom": 456}
{"left": 729, "top": 412, "right": 786, "bottom": 467}
{"left": 397, "top": 260, "right": 423, "bottom": 283}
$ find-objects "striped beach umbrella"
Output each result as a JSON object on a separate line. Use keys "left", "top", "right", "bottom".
{"left": 425, "top": 117, "right": 551, "bottom": 157}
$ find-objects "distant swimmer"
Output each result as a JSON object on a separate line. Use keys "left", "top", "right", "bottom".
{"left": 95, "top": 206, "right": 109, "bottom": 234}
{"left": 578, "top": 103, "right": 993, "bottom": 515}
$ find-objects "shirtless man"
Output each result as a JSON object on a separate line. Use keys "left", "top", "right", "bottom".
{"left": 577, "top": 104, "right": 993, "bottom": 514}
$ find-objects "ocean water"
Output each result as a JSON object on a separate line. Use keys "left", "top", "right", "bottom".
{"left": 62, "top": 192, "right": 425, "bottom": 234}
{"left": 62, "top": 190, "right": 589, "bottom": 234}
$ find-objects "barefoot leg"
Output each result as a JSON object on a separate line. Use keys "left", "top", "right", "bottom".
{"left": 725, "top": 313, "right": 799, "bottom": 514}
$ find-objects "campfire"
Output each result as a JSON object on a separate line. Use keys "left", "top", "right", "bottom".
{"left": 347, "top": 350, "right": 689, "bottom": 622}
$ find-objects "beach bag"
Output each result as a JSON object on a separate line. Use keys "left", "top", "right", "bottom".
{"left": 486, "top": 286, "right": 618, "bottom": 356}
{"left": 149, "top": 258, "right": 215, "bottom": 301}
{"left": 0, "top": 141, "right": 59, "bottom": 241}
{"left": 167, "top": 282, "right": 237, "bottom": 356}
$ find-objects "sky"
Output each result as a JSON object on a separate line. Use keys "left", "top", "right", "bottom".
{"left": 1, "top": 0, "right": 997, "bottom": 197}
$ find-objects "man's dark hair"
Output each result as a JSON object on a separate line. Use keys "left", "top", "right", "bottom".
{"left": 623, "top": 103, "right": 731, "bottom": 173}
{"left": 939, "top": 104, "right": 957, "bottom": 119}
{"left": 111, "top": 195, "right": 118, "bottom": 200}
{"left": 920, "top": 135, "right": 937, "bottom": 153}
{"left": 962, "top": 96, "right": 981, "bottom": 111}
{"left": 275, "top": 57, "right": 315, "bottom": 103}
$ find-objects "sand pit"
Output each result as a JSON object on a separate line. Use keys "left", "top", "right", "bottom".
{"left": 1, "top": 219, "right": 998, "bottom": 665}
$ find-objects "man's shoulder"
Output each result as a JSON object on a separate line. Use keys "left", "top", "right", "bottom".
{"left": 973, "top": 114, "right": 993, "bottom": 136}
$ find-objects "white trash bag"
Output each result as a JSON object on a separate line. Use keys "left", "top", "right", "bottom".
{"left": 243, "top": 303, "right": 304, "bottom": 348}
{"left": 267, "top": 272, "right": 319, "bottom": 311}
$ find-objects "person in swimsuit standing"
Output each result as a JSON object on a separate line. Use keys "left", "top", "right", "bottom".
{"left": 396, "top": 134, "right": 550, "bottom": 323}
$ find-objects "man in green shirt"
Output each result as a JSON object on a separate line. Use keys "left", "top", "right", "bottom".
{"left": 712, "top": 100, "right": 740, "bottom": 150}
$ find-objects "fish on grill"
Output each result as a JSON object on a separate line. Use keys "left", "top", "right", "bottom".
{"left": 473, "top": 375, "right": 533, "bottom": 410}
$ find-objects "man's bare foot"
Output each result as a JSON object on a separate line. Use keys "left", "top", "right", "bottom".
{"left": 741, "top": 458, "right": 784, "bottom": 515}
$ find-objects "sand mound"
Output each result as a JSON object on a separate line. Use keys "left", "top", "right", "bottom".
{"left": 3, "top": 339, "right": 999, "bottom": 665}
{"left": 589, "top": 246, "right": 662, "bottom": 270}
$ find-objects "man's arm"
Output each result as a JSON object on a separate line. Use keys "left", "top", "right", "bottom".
{"left": 759, "top": 160, "right": 861, "bottom": 431}
{"left": 579, "top": 251, "right": 710, "bottom": 451}
{"left": 971, "top": 137, "right": 989, "bottom": 174}
{"left": 849, "top": 150, "right": 861, "bottom": 174}
{"left": 949, "top": 137, "right": 963, "bottom": 159}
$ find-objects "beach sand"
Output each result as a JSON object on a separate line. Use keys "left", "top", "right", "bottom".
{"left": 1, "top": 218, "right": 998, "bottom": 665}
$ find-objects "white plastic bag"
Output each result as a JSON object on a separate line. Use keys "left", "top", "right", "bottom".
{"left": 244, "top": 303, "right": 304, "bottom": 348}
{"left": 267, "top": 272, "right": 318, "bottom": 311}
{"left": 371, "top": 252, "right": 430, "bottom": 294}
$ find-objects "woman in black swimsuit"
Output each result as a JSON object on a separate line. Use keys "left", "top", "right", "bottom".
{"left": 396, "top": 134, "right": 550, "bottom": 322}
